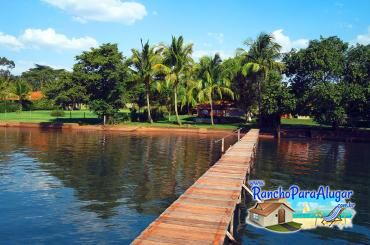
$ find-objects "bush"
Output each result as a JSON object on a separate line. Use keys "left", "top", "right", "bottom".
{"left": 0, "top": 101, "right": 19, "bottom": 113}
{"left": 110, "top": 112, "right": 130, "bottom": 124}
{"left": 31, "top": 99, "right": 56, "bottom": 110}
{"left": 50, "top": 109, "right": 65, "bottom": 117}
{"left": 130, "top": 107, "right": 166, "bottom": 122}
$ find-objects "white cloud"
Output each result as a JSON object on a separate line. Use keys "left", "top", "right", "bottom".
{"left": 20, "top": 28, "right": 98, "bottom": 50}
{"left": 0, "top": 28, "right": 98, "bottom": 52}
{"left": 43, "top": 0, "right": 147, "bottom": 25}
{"left": 272, "top": 29, "right": 309, "bottom": 53}
{"left": 353, "top": 26, "right": 370, "bottom": 45}
{"left": 0, "top": 32, "right": 24, "bottom": 50}
{"left": 208, "top": 32, "right": 224, "bottom": 44}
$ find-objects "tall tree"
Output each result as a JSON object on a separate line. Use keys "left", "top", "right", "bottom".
{"left": 21, "top": 65, "right": 64, "bottom": 91}
{"left": 0, "top": 57, "right": 15, "bottom": 81}
{"left": 197, "top": 54, "right": 234, "bottom": 125}
{"left": 73, "top": 43, "right": 127, "bottom": 122}
{"left": 223, "top": 56, "right": 258, "bottom": 121}
{"left": 129, "top": 40, "right": 162, "bottom": 123}
{"left": 162, "top": 36, "right": 193, "bottom": 125}
{"left": 260, "top": 71, "right": 295, "bottom": 136}
{"left": 284, "top": 36, "right": 348, "bottom": 115}
{"left": 343, "top": 44, "right": 370, "bottom": 122}
{"left": 238, "top": 33, "right": 283, "bottom": 124}
{"left": 310, "top": 82, "right": 346, "bottom": 128}
{"left": 43, "top": 70, "right": 87, "bottom": 110}
{"left": 12, "top": 80, "right": 31, "bottom": 111}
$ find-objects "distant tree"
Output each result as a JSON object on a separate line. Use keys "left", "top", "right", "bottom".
{"left": 73, "top": 43, "right": 127, "bottom": 122}
{"left": 310, "top": 82, "right": 346, "bottom": 128}
{"left": 238, "top": 33, "right": 283, "bottom": 124}
{"left": 0, "top": 57, "right": 15, "bottom": 81}
{"left": 179, "top": 74, "right": 200, "bottom": 115}
{"left": 197, "top": 54, "right": 234, "bottom": 125}
{"left": 129, "top": 40, "right": 163, "bottom": 123}
{"left": 43, "top": 71, "right": 87, "bottom": 110}
{"left": 260, "top": 71, "right": 296, "bottom": 136}
{"left": 12, "top": 80, "right": 31, "bottom": 111}
{"left": 222, "top": 56, "right": 258, "bottom": 120}
{"left": 345, "top": 44, "right": 370, "bottom": 86}
{"left": 21, "top": 65, "right": 64, "bottom": 90}
{"left": 284, "top": 36, "right": 348, "bottom": 115}
{"left": 162, "top": 36, "right": 193, "bottom": 125}
{"left": 343, "top": 44, "right": 370, "bottom": 122}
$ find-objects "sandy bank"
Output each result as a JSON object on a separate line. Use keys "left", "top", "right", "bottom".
{"left": 0, "top": 122, "right": 235, "bottom": 135}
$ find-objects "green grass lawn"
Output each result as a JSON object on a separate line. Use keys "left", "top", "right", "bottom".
{"left": 0, "top": 110, "right": 98, "bottom": 123}
{"left": 281, "top": 118, "right": 319, "bottom": 127}
{"left": 286, "top": 221, "right": 303, "bottom": 229}
{"left": 266, "top": 222, "right": 302, "bottom": 232}
{"left": 265, "top": 224, "right": 290, "bottom": 232}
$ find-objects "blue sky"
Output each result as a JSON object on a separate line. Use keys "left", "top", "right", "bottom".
{"left": 1, "top": 0, "right": 370, "bottom": 74}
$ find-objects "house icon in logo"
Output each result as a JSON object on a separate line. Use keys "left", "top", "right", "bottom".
{"left": 248, "top": 198, "right": 295, "bottom": 227}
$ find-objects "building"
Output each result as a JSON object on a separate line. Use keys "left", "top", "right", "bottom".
{"left": 195, "top": 101, "right": 244, "bottom": 123}
{"left": 248, "top": 198, "right": 294, "bottom": 227}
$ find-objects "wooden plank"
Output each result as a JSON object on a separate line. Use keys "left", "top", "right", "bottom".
{"left": 132, "top": 129, "right": 259, "bottom": 245}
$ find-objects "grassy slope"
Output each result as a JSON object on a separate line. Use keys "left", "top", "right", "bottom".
{"left": 0, "top": 110, "right": 98, "bottom": 123}
{"left": 286, "top": 221, "right": 302, "bottom": 229}
{"left": 266, "top": 222, "right": 302, "bottom": 232}
{"left": 265, "top": 224, "right": 290, "bottom": 232}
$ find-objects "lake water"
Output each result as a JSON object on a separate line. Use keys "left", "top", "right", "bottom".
{"left": 0, "top": 127, "right": 232, "bottom": 244}
{"left": 0, "top": 128, "right": 369, "bottom": 244}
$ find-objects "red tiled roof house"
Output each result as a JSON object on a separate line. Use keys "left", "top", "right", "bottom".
{"left": 248, "top": 198, "right": 294, "bottom": 227}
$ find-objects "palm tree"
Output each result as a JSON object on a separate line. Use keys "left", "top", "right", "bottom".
{"left": 0, "top": 79, "right": 10, "bottom": 101}
{"left": 162, "top": 36, "right": 193, "bottom": 125}
{"left": 180, "top": 65, "right": 200, "bottom": 114}
{"left": 315, "top": 209, "right": 323, "bottom": 226}
{"left": 238, "top": 33, "right": 283, "bottom": 124}
{"left": 130, "top": 40, "right": 163, "bottom": 123}
{"left": 197, "top": 54, "right": 234, "bottom": 125}
{"left": 13, "top": 80, "right": 31, "bottom": 111}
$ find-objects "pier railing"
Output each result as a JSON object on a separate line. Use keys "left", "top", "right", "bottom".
{"left": 214, "top": 128, "right": 242, "bottom": 153}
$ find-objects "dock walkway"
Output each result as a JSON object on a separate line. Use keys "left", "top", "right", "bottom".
{"left": 132, "top": 129, "right": 260, "bottom": 245}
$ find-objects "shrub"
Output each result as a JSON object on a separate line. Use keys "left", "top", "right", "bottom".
{"left": 0, "top": 101, "right": 19, "bottom": 113}
{"left": 110, "top": 112, "right": 130, "bottom": 124}
{"left": 129, "top": 108, "right": 165, "bottom": 122}
{"left": 31, "top": 99, "right": 56, "bottom": 110}
{"left": 50, "top": 109, "right": 65, "bottom": 117}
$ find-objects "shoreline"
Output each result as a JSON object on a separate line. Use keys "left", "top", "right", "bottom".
{"left": 0, "top": 121, "right": 235, "bottom": 135}
{"left": 1, "top": 121, "right": 370, "bottom": 142}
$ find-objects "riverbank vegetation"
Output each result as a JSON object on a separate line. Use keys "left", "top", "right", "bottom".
{"left": 1, "top": 33, "right": 370, "bottom": 132}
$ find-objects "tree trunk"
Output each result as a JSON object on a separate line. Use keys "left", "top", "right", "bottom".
{"left": 146, "top": 86, "right": 153, "bottom": 123}
{"left": 275, "top": 114, "right": 281, "bottom": 139}
{"left": 174, "top": 86, "right": 182, "bottom": 125}
{"left": 19, "top": 99, "right": 22, "bottom": 111}
{"left": 210, "top": 96, "right": 214, "bottom": 126}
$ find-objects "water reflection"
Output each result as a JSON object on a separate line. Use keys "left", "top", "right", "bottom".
{"left": 243, "top": 138, "right": 370, "bottom": 244}
{"left": 0, "top": 127, "right": 234, "bottom": 243}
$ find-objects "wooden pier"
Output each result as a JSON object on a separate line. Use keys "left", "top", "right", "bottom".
{"left": 132, "top": 129, "right": 259, "bottom": 245}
